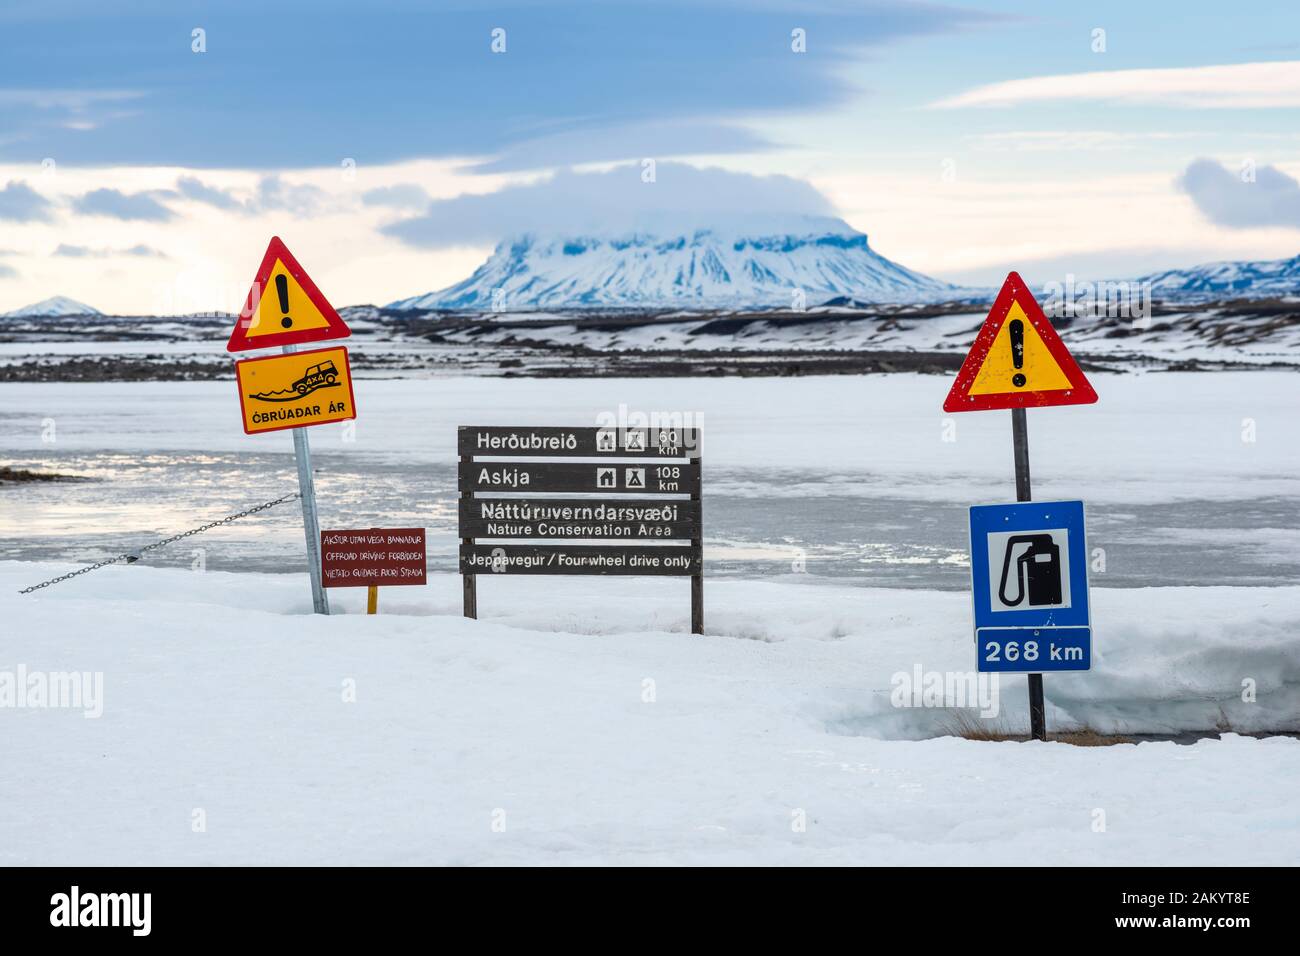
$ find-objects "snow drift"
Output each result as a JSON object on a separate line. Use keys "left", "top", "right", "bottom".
{"left": 2, "top": 563, "right": 1297, "bottom": 865}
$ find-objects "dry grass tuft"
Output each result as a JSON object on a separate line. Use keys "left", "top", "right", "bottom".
{"left": 939, "top": 711, "right": 1134, "bottom": 746}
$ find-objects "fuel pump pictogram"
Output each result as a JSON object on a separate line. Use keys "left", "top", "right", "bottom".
{"left": 997, "top": 533, "right": 1062, "bottom": 608}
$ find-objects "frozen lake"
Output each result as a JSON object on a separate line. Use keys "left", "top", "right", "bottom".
{"left": 2, "top": 372, "right": 1298, "bottom": 588}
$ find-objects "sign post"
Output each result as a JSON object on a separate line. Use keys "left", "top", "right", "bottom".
{"left": 227, "top": 236, "right": 354, "bottom": 615}
{"left": 288, "top": 351, "right": 329, "bottom": 615}
{"left": 457, "top": 426, "right": 703, "bottom": 631}
{"left": 1010, "top": 407, "right": 1042, "bottom": 735}
{"left": 690, "top": 456, "right": 704, "bottom": 636}
{"left": 944, "top": 272, "right": 1097, "bottom": 740}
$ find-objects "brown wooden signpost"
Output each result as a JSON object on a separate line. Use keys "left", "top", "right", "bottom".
{"left": 320, "top": 527, "right": 427, "bottom": 614}
{"left": 458, "top": 426, "right": 703, "bottom": 632}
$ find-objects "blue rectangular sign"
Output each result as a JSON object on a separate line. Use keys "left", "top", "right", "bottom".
{"left": 968, "top": 500, "right": 1091, "bottom": 673}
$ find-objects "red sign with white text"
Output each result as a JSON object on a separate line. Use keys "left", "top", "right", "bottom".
{"left": 320, "top": 528, "right": 427, "bottom": 588}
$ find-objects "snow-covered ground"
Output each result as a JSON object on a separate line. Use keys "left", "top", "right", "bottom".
{"left": 448, "top": 306, "right": 1300, "bottom": 365}
{"left": 2, "top": 564, "right": 1297, "bottom": 866}
{"left": 4, "top": 296, "right": 1298, "bottom": 368}
{"left": 3, "top": 371, "right": 1298, "bottom": 864}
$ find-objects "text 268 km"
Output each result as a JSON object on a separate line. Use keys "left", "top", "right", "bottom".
{"left": 984, "top": 640, "right": 1084, "bottom": 662}
{"left": 976, "top": 627, "right": 1090, "bottom": 672}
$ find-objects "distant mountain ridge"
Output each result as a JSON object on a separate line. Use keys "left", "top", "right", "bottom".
{"left": 2, "top": 296, "right": 102, "bottom": 318}
{"left": 1132, "top": 253, "right": 1300, "bottom": 301}
{"left": 14, "top": 251, "right": 1300, "bottom": 319}
{"left": 388, "top": 216, "right": 963, "bottom": 311}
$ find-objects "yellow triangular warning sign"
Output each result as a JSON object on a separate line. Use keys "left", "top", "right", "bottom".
{"left": 943, "top": 272, "right": 1097, "bottom": 412}
{"left": 227, "top": 237, "right": 351, "bottom": 352}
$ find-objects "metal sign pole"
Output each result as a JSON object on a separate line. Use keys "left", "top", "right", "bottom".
{"left": 1011, "top": 407, "right": 1045, "bottom": 740}
{"left": 460, "top": 450, "right": 477, "bottom": 620}
{"left": 691, "top": 451, "right": 704, "bottom": 635}
{"left": 284, "top": 344, "right": 329, "bottom": 615}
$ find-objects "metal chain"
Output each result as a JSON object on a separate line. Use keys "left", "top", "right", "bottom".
{"left": 17, "top": 491, "right": 303, "bottom": 594}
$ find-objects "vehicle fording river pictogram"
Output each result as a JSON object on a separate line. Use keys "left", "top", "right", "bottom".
{"left": 234, "top": 346, "right": 357, "bottom": 434}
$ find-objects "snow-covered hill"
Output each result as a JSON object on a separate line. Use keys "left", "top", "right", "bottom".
{"left": 389, "top": 217, "right": 962, "bottom": 311}
{"left": 2, "top": 296, "right": 102, "bottom": 318}
{"left": 1134, "top": 253, "right": 1300, "bottom": 301}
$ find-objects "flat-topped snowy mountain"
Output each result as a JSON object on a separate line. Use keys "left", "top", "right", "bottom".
{"left": 388, "top": 217, "right": 962, "bottom": 311}
{"left": 2, "top": 296, "right": 103, "bottom": 318}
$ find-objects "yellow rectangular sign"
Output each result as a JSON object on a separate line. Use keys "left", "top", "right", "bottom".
{"left": 234, "top": 345, "right": 357, "bottom": 435}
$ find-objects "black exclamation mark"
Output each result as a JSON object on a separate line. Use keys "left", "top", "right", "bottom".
{"left": 275, "top": 274, "right": 292, "bottom": 329}
{"left": 1009, "top": 318, "right": 1026, "bottom": 388}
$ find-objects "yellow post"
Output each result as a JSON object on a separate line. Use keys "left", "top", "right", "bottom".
{"left": 367, "top": 585, "right": 378, "bottom": 615}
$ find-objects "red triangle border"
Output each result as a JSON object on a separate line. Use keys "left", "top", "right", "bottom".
{"left": 226, "top": 236, "right": 351, "bottom": 353}
{"left": 942, "top": 271, "right": 1097, "bottom": 412}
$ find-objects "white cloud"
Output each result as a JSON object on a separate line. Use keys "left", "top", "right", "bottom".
{"left": 0, "top": 89, "right": 141, "bottom": 109}
{"left": 173, "top": 175, "right": 331, "bottom": 217}
{"left": 812, "top": 166, "right": 1300, "bottom": 285}
{"left": 0, "top": 159, "right": 512, "bottom": 314}
{"left": 382, "top": 163, "right": 836, "bottom": 249}
{"left": 932, "top": 60, "right": 1300, "bottom": 110}
{"left": 361, "top": 183, "right": 432, "bottom": 209}
{"left": 1179, "top": 157, "right": 1300, "bottom": 228}
{"left": 52, "top": 243, "right": 167, "bottom": 259}
{"left": 964, "top": 130, "right": 1189, "bottom": 152}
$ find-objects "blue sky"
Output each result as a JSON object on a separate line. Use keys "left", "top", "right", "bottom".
{"left": 0, "top": 1, "right": 993, "bottom": 168}
{"left": 2, "top": 0, "right": 1299, "bottom": 311}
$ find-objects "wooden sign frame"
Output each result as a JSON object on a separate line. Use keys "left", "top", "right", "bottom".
{"left": 458, "top": 425, "right": 703, "bottom": 634}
